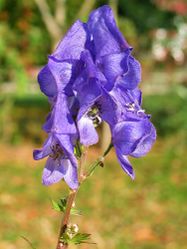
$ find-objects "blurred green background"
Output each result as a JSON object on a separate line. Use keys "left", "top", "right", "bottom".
{"left": 0, "top": 0, "right": 187, "bottom": 248}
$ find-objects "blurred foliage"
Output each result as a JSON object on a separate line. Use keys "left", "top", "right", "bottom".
{"left": 143, "top": 89, "right": 187, "bottom": 136}
{"left": 118, "top": 0, "right": 176, "bottom": 33}
{"left": 0, "top": 0, "right": 184, "bottom": 84}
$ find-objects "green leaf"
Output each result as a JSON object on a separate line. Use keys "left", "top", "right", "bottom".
{"left": 51, "top": 199, "right": 65, "bottom": 212}
{"left": 52, "top": 198, "right": 82, "bottom": 215}
{"left": 60, "top": 198, "right": 82, "bottom": 216}
{"left": 70, "top": 233, "right": 92, "bottom": 245}
{"left": 71, "top": 207, "right": 82, "bottom": 216}
{"left": 60, "top": 198, "right": 67, "bottom": 210}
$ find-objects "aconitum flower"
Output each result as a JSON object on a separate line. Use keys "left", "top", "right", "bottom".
{"left": 33, "top": 133, "right": 78, "bottom": 189}
{"left": 33, "top": 5, "right": 156, "bottom": 189}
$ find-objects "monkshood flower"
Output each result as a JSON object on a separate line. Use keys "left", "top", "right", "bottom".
{"left": 34, "top": 4, "right": 156, "bottom": 189}
{"left": 33, "top": 133, "right": 79, "bottom": 189}
{"left": 34, "top": 5, "right": 156, "bottom": 247}
{"left": 33, "top": 21, "right": 90, "bottom": 189}
{"left": 73, "top": 49, "right": 118, "bottom": 146}
{"left": 87, "top": 5, "right": 141, "bottom": 91}
{"left": 74, "top": 5, "right": 156, "bottom": 178}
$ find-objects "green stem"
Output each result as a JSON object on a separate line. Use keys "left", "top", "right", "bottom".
{"left": 86, "top": 143, "right": 113, "bottom": 177}
{"left": 103, "top": 143, "right": 113, "bottom": 157}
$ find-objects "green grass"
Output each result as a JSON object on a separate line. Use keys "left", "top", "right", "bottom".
{"left": 0, "top": 134, "right": 187, "bottom": 249}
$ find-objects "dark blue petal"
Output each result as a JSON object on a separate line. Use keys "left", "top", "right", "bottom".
{"left": 48, "top": 58, "right": 73, "bottom": 92}
{"left": 37, "top": 65, "right": 57, "bottom": 98}
{"left": 112, "top": 119, "right": 154, "bottom": 155}
{"left": 88, "top": 5, "right": 130, "bottom": 57}
{"left": 52, "top": 20, "right": 89, "bottom": 60}
{"left": 97, "top": 51, "right": 130, "bottom": 90}
{"left": 115, "top": 148, "right": 135, "bottom": 179}
{"left": 115, "top": 56, "right": 141, "bottom": 90}
{"left": 33, "top": 135, "right": 53, "bottom": 160}
{"left": 44, "top": 93, "right": 77, "bottom": 135}
{"left": 74, "top": 50, "right": 102, "bottom": 119}
{"left": 97, "top": 89, "right": 118, "bottom": 126}
{"left": 130, "top": 123, "right": 156, "bottom": 158}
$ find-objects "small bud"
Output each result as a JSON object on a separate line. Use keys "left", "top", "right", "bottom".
{"left": 99, "top": 161, "right": 104, "bottom": 167}
{"left": 71, "top": 224, "right": 79, "bottom": 233}
{"left": 98, "top": 156, "right": 104, "bottom": 167}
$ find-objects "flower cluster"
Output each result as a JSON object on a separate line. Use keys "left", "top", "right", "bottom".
{"left": 33, "top": 5, "right": 156, "bottom": 189}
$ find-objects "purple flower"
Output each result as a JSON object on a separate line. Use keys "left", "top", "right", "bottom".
{"left": 86, "top": 6, "right": 156, "bottom": 178}
{"left": 87, "top": 5, "right": 141, "bottom": 91}
{"left": 73, "top": 49, "right": 118, "bottom": 146}
{"left": 34, "top": 5, "right": 156, "bottom": 186}
{"left": 33, "top": 133, "right": 78, "bottom": 189}
{"left": 112, "top": 119, "right": 156, "bottom": 178}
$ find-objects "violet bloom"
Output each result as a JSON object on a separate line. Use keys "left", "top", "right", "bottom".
{"left": 33, "top": 133, "right": 78, "bottom": 189}
{"left": 79, "top": 5, "right": 156, "bottom": 178}
{"left": 34, "top": 5, "right": 156, "bottom": 187}
{"left": 33, "top": 21, "right": 89, "bottom": 188}
{"left": 73, "top": 49, "right": 118, "bottom": 146}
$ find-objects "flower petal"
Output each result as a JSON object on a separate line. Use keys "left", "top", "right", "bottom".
{"left": 115, "top": 148, "right": 135, "bottom": 179}
{"left": 42, "top": 157, "right": 67, "bottom": 186}
{"left": 97, "top": 89, "right": 118, "bottom": 126}
{"left": 88, "top": 5, "right": 130, "bottom": 57}
{"left": 43, "top": 93, "right": 77, "bottom": 135}
{"left": 37, "top": 65, "right": 57, "bottom": 98}
{"left": 130, "top": 123, "right": 156, "bottom": 158}
{"left": 64, "top": 160, "right": 79, "bottom": 189}
{"left": 98, "top": 51, "right": 130, "bottom": 90}
{"left": 52, "top": 20, "right": 88, "bottom": 60}
{"left": 33, "top": 135, "right": 53, "bottom": 160}
{"left": 116, "top": 56, "right": 141, "bottom": 90}
{"left": 55, "top": 134, "right": 78, "bottom": 169}
{"left": 77, "top": 116, "right": 99, "bottom": 146}
{"left": 47, "top": 58, "right": 73, "bottom": 93}
{"left": 112, "top": 119, "right": 153, "bottom": 155}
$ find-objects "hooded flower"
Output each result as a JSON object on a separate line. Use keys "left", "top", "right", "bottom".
{"left": 33, "top": 20, "right": 89, "bottom": 188}
{"left": 87, "top": 5, "right": 141, "bottom": 92}
{"left": 34, "top": 5, "right": 156, "bottom": 186}
{"left": 112, "top": 118, "right": 156, "bottom": 178}
{"left": 33, "top": 133, "right": 79, "bottom": 189}
{"left": 73, "top": 49, "right": 118, "bottom": 146}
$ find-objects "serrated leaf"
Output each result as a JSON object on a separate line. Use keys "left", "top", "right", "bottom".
{"left": 71, "top": 208, "right": 82, "bottom": 216}
{"left": 52, "top": 198, "right": 81, "bottom": 215}
{"left": 51, "top": 200, "right": 62, "bottom": 212}
{"left": 60, "top": 198, "right": 67, "bottom": 209}
{"left": 60, "top": 233, "right": 69, "bottom": 244}
{"left": 52, "top": 199, "right": 66, "bottom": 212}
{"left": 60, "top": 198, "right": 82, "bottom": 216}
{"left": 70, "top": 233, "right": 91, "bottom": 245}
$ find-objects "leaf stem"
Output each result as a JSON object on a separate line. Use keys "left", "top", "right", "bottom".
{"left": 86, "top": 143, "right": 113, "bottom": 177}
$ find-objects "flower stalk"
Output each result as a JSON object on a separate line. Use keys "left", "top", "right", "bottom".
{"left": 56, "top": 142, "right": 113, "bottom": 248}
{"left": 56, "top": 189, "right": 78, "bottom": 249}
